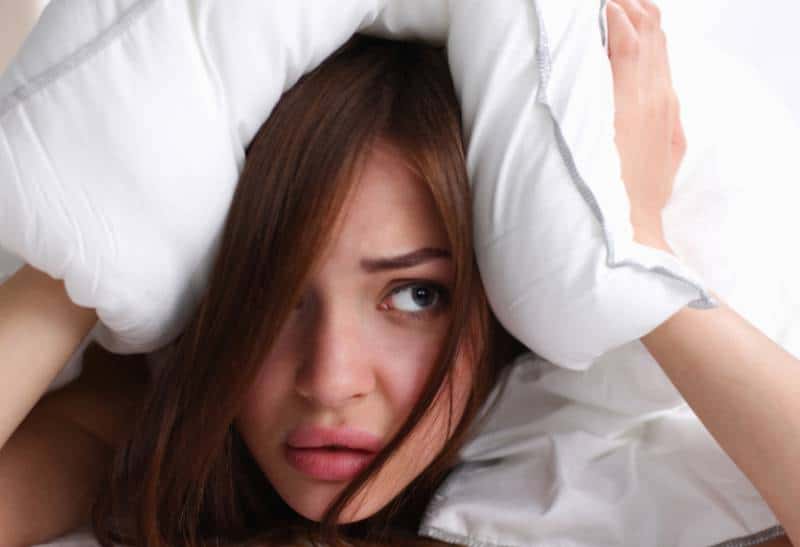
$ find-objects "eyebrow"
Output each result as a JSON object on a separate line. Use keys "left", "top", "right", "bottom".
{"left": 360, "top": 247, "right": 452, "bottom": 273}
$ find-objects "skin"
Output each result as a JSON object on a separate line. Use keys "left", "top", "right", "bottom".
{"left": 610, "top": 1, "right": 797, "bottom": 545}
{"left": 0, "top": 266, "right": 97, "bottom": 450}
{"left": 3, "top": 1, "right": 795, "bottom": 545}
{"left": 235, "top": 139, "right": 473, "bottom": 523}
{"left": 607, "top": 0, "right": 686, "bottom": 243}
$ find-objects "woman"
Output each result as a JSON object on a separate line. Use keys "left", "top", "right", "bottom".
{"left": 0, "top": 2, "right": 796, "bottom": 546}
{"left": 0, "top": 31, "right": 523, "bottom": 547}
{"left": 84, "top": 31, "right": 528, "bottom": 546}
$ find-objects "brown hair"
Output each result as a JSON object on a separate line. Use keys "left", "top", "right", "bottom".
{"left": 92, "top": 34, "right": 525, "bottom": 547}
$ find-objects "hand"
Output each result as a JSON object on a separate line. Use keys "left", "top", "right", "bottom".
{"left": 606, "top": 0, "right": 685, "bottom": 246}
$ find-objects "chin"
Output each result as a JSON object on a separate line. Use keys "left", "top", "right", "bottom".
{"left": 279, "top": 481, "right": 386, "bottom": 524}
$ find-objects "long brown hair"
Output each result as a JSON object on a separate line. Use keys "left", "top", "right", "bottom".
{"left": 92, "top": 34, "right": 525, "bottom": 547}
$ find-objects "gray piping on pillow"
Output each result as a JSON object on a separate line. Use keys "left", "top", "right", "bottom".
{"left": 0, "top": 0, "right": 717, "bottom": 312}
{"left": 710, "top": 524, "right": 787, "bottom": 547}
{"left": 0, "top": 0, "right": 160, "bottom": 121}
{"left": 419, "top": 524, "right": 517, "bottom": 547}
{"left": 531, "top": 0, "right": 718, "bottom": 310}
{"left": 0, "top": 3, "right": 764, "bottom": 547}
{"left": 420, "top": 523, "right": 789, "bottom": 547}
{"left": 599, "top": 0, "right": 609, "bottom": 50}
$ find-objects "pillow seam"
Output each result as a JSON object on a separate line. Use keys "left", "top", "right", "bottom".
{"left": 529, "top": 0, "right": 717, "bottom": 311}
{"left": 0, "top": 0, "right": 160, "bottom": 122}
{"left": 418, "top": 524, "right": 517, "bottom": 547}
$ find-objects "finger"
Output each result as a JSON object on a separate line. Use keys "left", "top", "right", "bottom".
{"left": 657, "top": 27, "right": 675, "bottom": 91}
{"left": 635, "top": 1, "right": 672, "bottom": 90}
{"left": 607, "top": 1, "right": 639, "bottom": 59}
{"left": 615, "top": 0, "right": 657, "bottom": 84}
{"left": 612, "top": 0, "right": 649, "bottom": 31}
{"left": 606, "top": 1, "right": 639, "bottom": 104}
{"left": 615, "top": 0, "right": 664, "bottom": 106}
{"left": 639, "top": 0, "right": 662, "bottom": 26}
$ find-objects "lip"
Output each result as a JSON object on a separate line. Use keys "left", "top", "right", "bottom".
{"left": 285, "top": 424, "right": 383, "bottom": 452}
{"left": 284, "top": 425, "right": 383, "bottom": 481}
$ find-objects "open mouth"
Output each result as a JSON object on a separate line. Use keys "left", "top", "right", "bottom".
{"left": 312, "top": 445, "right": 373, "bottom": 453}
{"left": 283, "top": 424, "right": 383, "bottom": 480}
{"left": 284, "top": 445, "right": 377, "bottom": 481}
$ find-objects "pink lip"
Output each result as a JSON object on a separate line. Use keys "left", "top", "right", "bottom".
{"left": 284, "top": 425, "right": 383, "bottom": 481}
{"left": 285, "top": 424, "right": 383, "bottom": 452}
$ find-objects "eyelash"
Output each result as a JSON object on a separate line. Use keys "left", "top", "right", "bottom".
{"left": 292, "top": 282, "right": 450, "bottom": 321}
{"left": 385, "top": 281, "right": 451, "bottom": 321}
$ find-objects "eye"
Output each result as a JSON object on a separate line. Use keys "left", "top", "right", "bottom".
{"left": 385, "top": 282, "right": 449, "bottom": 320}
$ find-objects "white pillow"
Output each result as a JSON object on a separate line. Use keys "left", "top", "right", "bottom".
{"left": 0, "top": 0, "right": 713, "bottom": 367}
{"left": 418, "top": 34, "right": 800, "bottom": 547}
{"left": 32, "top": 528, "right": 103, "bottom": 547}
{"left": 0, "top": 247, "right": 21, "bottom": 285}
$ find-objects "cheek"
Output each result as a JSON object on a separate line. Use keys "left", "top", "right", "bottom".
{"left": 340, "top": 352, "right": 474, "bottom": 523}
{"left": 381, "top": 317, "right": 473, "bottom": 409}
{"left": 420, "top": 351, "right": 473, "bottom": 441}
{"left": 409, "top": 355, "right": 474, "bottom": 478}
{"left": 236, "top": 342, "right": 296, "bottom": 436}
{"left": 370, "top": 323, "right": 449, "bottom": 417}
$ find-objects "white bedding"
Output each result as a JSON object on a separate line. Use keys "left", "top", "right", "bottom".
{"left": 35, "top": 529, "right": 99, "bottom": 547}
{"left": 4, "top": 1, "right": 797, "bottom": 546}
{"left": 417, "top": 5, "right": 800, "bottom": 542}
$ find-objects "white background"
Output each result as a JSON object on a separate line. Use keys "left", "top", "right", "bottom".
{"left": 660, "top": 0, "right": 800, "bottom": 128}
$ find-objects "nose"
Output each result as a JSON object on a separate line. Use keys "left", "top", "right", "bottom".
{"left": 293, "top": 298, "right": 378, "bottom": 409}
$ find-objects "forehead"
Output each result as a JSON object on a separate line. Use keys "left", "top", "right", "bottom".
{"left": 330, "top": 141, "right": 449, "bottom": 261}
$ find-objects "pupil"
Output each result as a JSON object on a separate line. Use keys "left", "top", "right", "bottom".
{"left": 412, "top": 286, "right": 435, "bottom": 307}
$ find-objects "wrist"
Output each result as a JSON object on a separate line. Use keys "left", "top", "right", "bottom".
{"left": 631, "top": 218, "right": 673, "bottom": 254}
{"left": 2, "top": 265, "right": 97, "bottom": 339}
{"left": 633, "top": 231, "right": 673, "bottom": 254}
{"left": 0, "top": 265, "right": 97, "bottom": 450}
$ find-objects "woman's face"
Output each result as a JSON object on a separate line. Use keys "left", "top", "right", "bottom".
{"left": 235, "top": 139, "right": 473, "bottom": 523}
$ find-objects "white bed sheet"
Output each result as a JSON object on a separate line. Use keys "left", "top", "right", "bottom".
{"left": 417, "top": 5, "right": 800, "bottom": 543}
{"left": 2, "top": 1, "right": 796, "bottom": 546}
{"left": 35, "top": 529, "right": 100, "bottom": 547}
